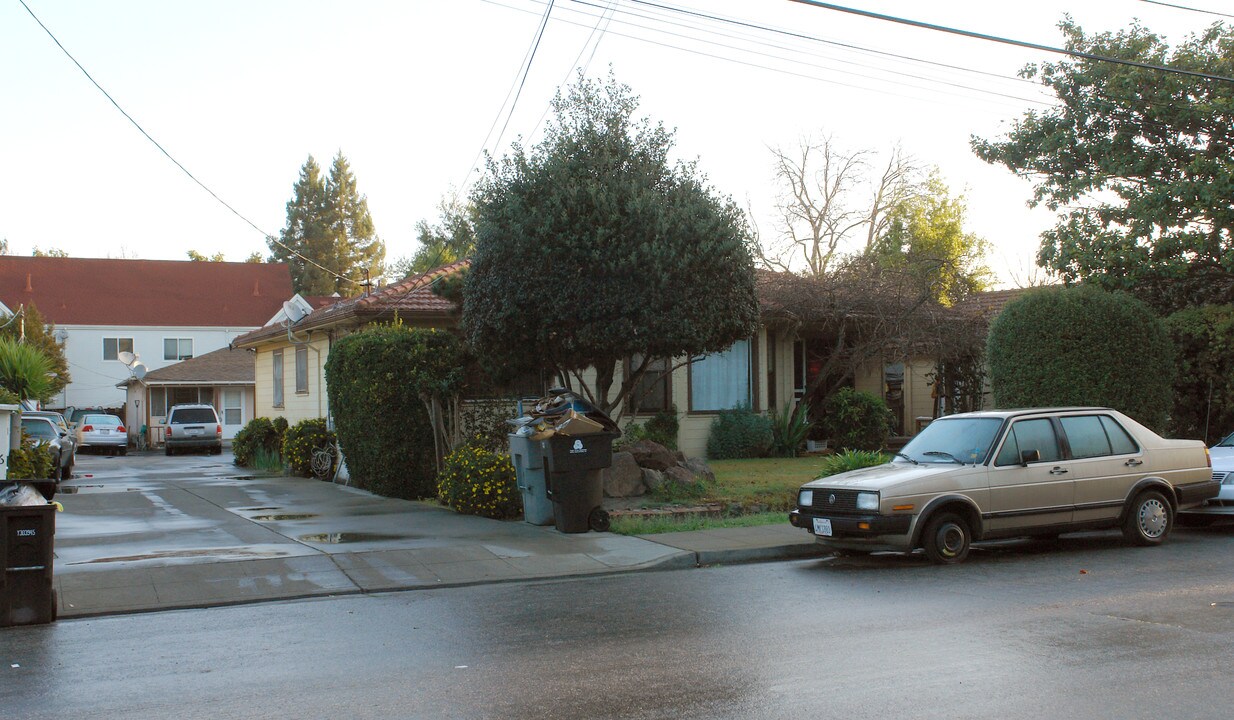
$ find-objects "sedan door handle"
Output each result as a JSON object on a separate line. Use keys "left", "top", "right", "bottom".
{"left": 1049, "top": 467, "right": 1069, "bottom": 475}
{"left": 1125, "top": 459, "right": 1144, "bottom": 467}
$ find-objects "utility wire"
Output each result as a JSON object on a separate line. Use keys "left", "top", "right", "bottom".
{"left": 1139, "top": 0, "right": 1234, "bottom": 19}
{"left": 788, "top": 0, "right": 1234, "bottom": 85}
{"left": 527, "top": 0, "right": 618, "bottom": 144}
{"left": 16, "top": 0, "right": 358, "bottom": 287}
{"left": 492, "top": 0, "right": 556, "bottom": 163}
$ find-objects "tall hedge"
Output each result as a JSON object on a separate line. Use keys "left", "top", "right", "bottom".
{"left": 1164, "top": 304, "right": 1234, "bottom": 443}
{"left": 987, "top": 285, "right": 1174, "bottom": 431}
{"left": 324, "top": 325, "right": 439, "bottom": 498}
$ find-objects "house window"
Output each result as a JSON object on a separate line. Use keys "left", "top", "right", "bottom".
{"left": 163, "top": 338, "right": 194, "bottom": 361}
{"left": 295, "top": 346, "right": 308, "bottom": 394}
{"left": 273, "top": 350, "right": 284, "bottom": 408}
{"left": 689, "top": 339, "right": 752, "bottom": 412}
{"left": 627, "top": 355, "right": 670, "bottom": 414}
{"left": 150, "top": 387, "right": 167, "bottom": 416}
{"left": 103, "top": 337, "right": 134, "bottom": 361}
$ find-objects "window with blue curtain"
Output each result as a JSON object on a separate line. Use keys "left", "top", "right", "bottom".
{"left": 689, "top": 339, "right": 751, "bottom": 411}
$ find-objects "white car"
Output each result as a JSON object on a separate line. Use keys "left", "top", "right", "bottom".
{"left": 1178, "top": 431, "right": 1234, "bottom": 524}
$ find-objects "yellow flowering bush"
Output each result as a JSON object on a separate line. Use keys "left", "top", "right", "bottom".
{"left": 437, "top": 442, "right": 522, "bottom": 519}
{"left": 282, "top": 418, "right": 335, "bottom": 477}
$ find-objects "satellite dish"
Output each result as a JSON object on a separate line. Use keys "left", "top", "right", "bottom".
{"left": 130, "top": 362, "right": 147, "bottom": 380}
{"left": 282, "top": 300, "right": 308, "bottom": 323}
{"left": 117, "top": 351, "right": 137, "bottom": 366}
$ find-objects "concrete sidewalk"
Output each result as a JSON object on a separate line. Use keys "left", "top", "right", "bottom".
{"left": 46, "top": 454, "right": 829, "bottom": 619}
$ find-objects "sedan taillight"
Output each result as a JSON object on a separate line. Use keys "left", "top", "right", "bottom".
{"left": 117, "top": 425, "right": 125, "bottom": 433}
{"left": 81, "top": 425, "right": 93, "bottom": 432}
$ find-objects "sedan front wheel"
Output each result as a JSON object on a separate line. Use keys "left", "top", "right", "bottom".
{"left": 922, "top": 512, "right": 971, "bottom": 564}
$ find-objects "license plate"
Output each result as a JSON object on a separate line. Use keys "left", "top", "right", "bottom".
{"left": 187, "top": 429, "right": 202, "bottom": 436}
{"left": 100, "top": 429, "right": 110, "bottom": 434}
{"left": 813, "top": 517, "right": 833, "bottom": 536}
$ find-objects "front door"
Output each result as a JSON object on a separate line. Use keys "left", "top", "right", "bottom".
{"left": 986, "top": 417, "right": 1074, "bottom": 532}
{"left": 221, "top": 388, "right": 244, "bottom": 440}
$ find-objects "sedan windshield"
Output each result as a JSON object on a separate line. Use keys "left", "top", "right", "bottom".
{"left": 21, "top": 419, "right": 57, "bottom": 440}
{"left": 897, "top": 417, "right": 1003, "bottom": 465}
{"left": 1215, "top": 432, "right": 1234, "bottom": 448}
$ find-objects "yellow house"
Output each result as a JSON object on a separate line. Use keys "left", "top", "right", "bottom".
{"left": 233, "top": 262, "right": 982, "bottom": 458}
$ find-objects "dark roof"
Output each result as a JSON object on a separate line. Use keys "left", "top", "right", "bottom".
{"left": 120, "top": 346, "right": 254, "bottom": 386}
{"left": 0, "top": 256, "right": 293, "bottom": 327}
{"left": 232, "top": 260, "right": 468, "bottom": 347}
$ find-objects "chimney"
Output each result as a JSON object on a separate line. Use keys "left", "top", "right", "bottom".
{"left": 253, "top": 280, "right": 261, "bottom": 296}
{"left": 25, "top": 273, "right": 32, "bottom": 292}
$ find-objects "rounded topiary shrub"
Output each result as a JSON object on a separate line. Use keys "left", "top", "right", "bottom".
{"left": 437, "top": 443, "right": 521, "bottom": 519}
{"left": 232, "top": 417, "right": 284, "bottom": 468}
{"left": 706, "top": 404, "right": 773, "bottom": 459}
{"left": 282, "top": 418, "right": 335, "bottom": 477}
{"left": 988, "top": 285, "right": 1174, "bottom": 431}
{"left": 819, "top": 388, "right": 894, "bottom": 452}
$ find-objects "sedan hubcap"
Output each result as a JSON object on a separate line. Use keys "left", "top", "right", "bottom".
{"left": 1139, "top": 499, "right": 1168, "bottom": 538}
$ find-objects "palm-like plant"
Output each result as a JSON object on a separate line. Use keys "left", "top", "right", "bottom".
{"left": 0, "top": 338, "right": 54, "bottom": 402}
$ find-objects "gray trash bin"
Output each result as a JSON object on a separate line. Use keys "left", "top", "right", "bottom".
{"left": 509, "top": 433, "right": 554, "bottom": 526}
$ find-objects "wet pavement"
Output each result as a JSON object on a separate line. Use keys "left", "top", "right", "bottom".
{"left": 49, "top": 451, "right": 823, "bottom": 617}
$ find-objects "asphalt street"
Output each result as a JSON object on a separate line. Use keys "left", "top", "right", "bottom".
{"left": 5, "top": 524, "right": 1234, "bottom": 719}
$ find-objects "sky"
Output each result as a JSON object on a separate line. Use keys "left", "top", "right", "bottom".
{"left": 0, "top": 0, "right": 1222, "bottom": 288}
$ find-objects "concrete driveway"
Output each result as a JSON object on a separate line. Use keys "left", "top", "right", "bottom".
{"left": 49, "top": 450, "right": 705, "bottom": 616}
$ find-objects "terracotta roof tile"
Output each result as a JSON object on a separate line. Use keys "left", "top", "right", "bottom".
{"left": 0, "top": 256, "right": 293, "bottom": 327}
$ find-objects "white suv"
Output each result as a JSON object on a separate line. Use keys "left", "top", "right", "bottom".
{"left": 164, "top": 404, "right": 223, "bottom": 455}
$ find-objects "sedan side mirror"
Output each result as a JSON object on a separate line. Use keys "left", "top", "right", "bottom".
{"left": 1020, "top": 449, "right": 1041, "bottom": 466}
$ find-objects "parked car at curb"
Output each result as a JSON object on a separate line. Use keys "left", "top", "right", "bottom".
{"left": 20, "top": 415, "right": 75, "bottom": 484}
{"left": 790, "top": 408, "right": 1217, "bottom": 564}
{"left": 1177, "top": 430, "right": 1234, "bottom": 525}
{"left": 164, "top": 404, "right": 223, "bottom": 455}
{"left": 75, "top": 413, "right": 128, "bottom": 455}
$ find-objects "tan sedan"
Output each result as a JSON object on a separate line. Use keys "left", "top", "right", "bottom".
{"left": 790, "top": 408, "right": 1218, "bottom": 563}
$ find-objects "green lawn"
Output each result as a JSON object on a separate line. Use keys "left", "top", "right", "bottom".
{"left": 606, "top": 456, "right": 832, "bottom": 535}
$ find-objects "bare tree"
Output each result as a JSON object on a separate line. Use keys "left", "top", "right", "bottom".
{"left": 760, "top": 134, "right": 921, "bottom": 277}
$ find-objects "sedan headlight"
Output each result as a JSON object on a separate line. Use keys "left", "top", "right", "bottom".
{"left": 856, "top": 492, "right": 879, "bottom": 511}
{"left": 798, "top": 489, "right": 813, "bottom": 508}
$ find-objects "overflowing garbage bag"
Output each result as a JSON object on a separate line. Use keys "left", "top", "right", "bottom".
{"left": 508, "top": 389, "right": 619, "bottom": 533}
{"left": 0, "top": 482, "right": 49, "bottom": 507}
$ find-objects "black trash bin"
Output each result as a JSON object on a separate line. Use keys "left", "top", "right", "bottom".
{"left": 543, "top": 432, "right": 617, "bottom": 533}
{"left": 0, "top": 502, "right": 56, "bottom": 626}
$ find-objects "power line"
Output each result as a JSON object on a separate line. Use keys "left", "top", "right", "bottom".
{"left": 1139, "top": 0, "right": 1234, "bottom": 19}
{"left": 17, "top": 0, "right": 358, "bottom": 287}
{"left": 789, "top": 0, "right": 1234, "bottom": 85}
{"left": 493, "top": 0, "right": 557, "bottom": 159}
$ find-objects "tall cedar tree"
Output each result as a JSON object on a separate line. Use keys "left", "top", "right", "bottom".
{"left": 0, "top": 302, "right": 69, "bottom": 401}
{"left": 464, "top": 73, "right": 759, "bottom": 413}
{"left": 270, "top": 152, "right": 385, "bottom": 295}
{"left": 972, "top": 20, "right": 1234, "bottom": 313}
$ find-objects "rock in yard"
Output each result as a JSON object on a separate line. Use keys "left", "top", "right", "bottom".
{"left": 664, "top": 465, "right": 696, "bottom": 487}
{"left": 683, "top": 457, "right": 715, "bottom": 483}
{"left": 603, "top": 452, "right": 646, "bottom": 498}
{"left": 626, "top": 439, "right": 678, "bottom": 471}
{"left": 641, "top": 468, "right": 665, "bottom": 492}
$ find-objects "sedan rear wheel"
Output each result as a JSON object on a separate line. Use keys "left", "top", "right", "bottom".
{"left": 1123, "top": 490, "right": 1172, "bottom": 546}
{"left": 922, "top": 512, "right": 971, "bottom": 564}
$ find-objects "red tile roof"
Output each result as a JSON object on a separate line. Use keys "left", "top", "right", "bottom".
{"left": 0, "top": 256, "right": 292, "bottom": 327}
{"left": 231, "top": 260, "right": 468, "bottom": 347}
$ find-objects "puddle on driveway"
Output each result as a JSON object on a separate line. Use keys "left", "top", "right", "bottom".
{"left": 238, "top": 506, "right": 280, "bottom": 512}
{"left": 59, "top": 484, "right": 142, "bottom": 494}
{"left": 298, "top": 532, "right": 417, "bottom": 544}
{"left": 68, "top": 548, "right": 289, "bottom": 564}
{"left": 252, "top": 513, "right": 319, "bottom": 521}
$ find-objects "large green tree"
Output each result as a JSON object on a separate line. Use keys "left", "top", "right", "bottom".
{"left": 0, "top": 302, "right": 69, "bottom": 402}
{"left": 464, "top": 73, "right": 759, "bottom": 413}
{"left": 972, "top": 20, "right": 1234, "bottom": 312}
{"left": 869, "top": 173, "right": 992, "bottom": 306}
{"left": 389, "top": 196, "right": 477, "bottom": 280}
{"left": 269, "top": 152, "right": 386, "bottom": 295}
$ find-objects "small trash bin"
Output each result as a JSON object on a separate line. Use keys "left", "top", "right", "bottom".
{"left": 509, "top": 433, "right": 554, "bottom": 526}
{"left": 543, "top": 432, "right": 617, "bottom": 533}
{"left": 0, "top": 502, "right": 56, "bottom": 626}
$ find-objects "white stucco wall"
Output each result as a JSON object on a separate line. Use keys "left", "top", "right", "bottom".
{"left": 52, "top": 324, "right": 257, "bottom": 411}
